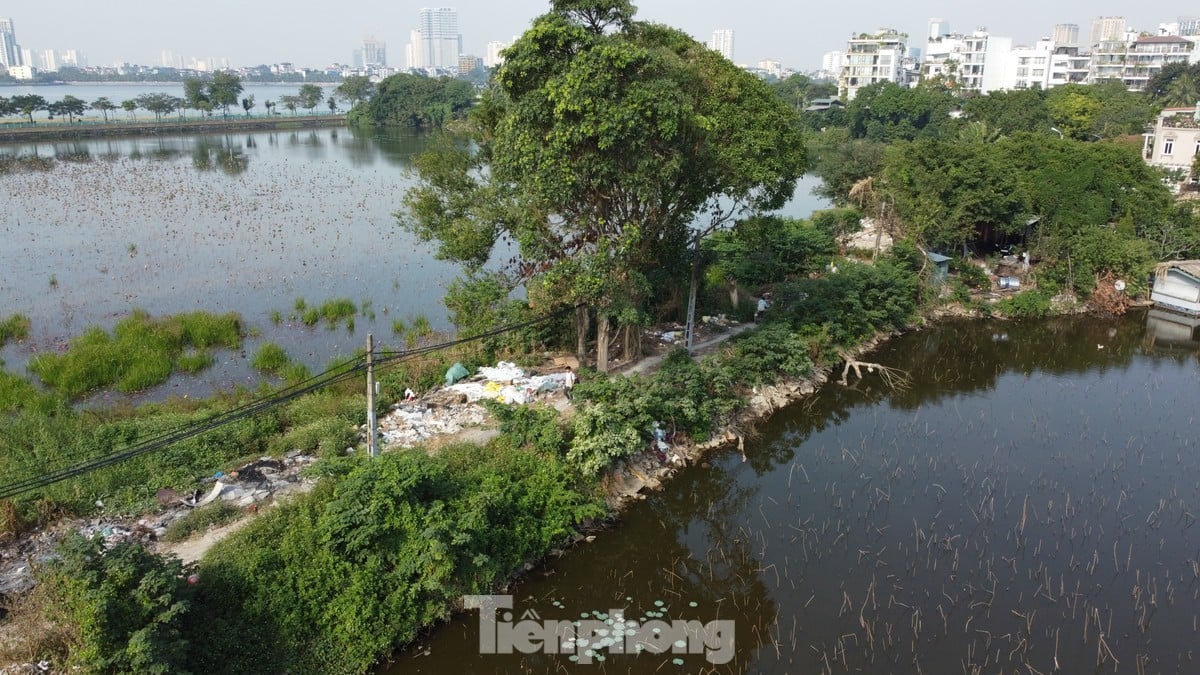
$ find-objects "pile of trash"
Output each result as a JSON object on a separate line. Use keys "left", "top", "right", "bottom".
{"left": 379, "top": 361, "right": 573, "bottom": 449}
{"left": 378, "top": 401, "right": 488, "bottom": 448}
{"left": 445, "top": 361, "right": 572, "bottom": 405}
{"left": 0, "top": 452, "right": 317, "bottom": 597}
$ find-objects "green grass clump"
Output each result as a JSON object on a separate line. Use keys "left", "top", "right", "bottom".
{"left": 0, "top": 313, "right": 31, "bottom": 347}
{"left": 163, "top": 501, "right": 243, "bottom": 543}
{"left": 301, "top": 308, "right": 320, "bottom": 326}
{"left": 28, "top": 310, "right": 242, "bottom": 398}
{"left": 317, "top": 298, "right": 357, "bottom": 329}
{"left": 251, "top": 343, "right": 291, "bottom": 375}
{"left": 177, "top": 350, "right": 215, "bottom": 374}
{"left": 267, "top": 417, "right": 358, "bottom": 458}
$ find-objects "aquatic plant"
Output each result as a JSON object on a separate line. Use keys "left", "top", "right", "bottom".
{"left": 0, "top": 313, "right": 31, "bottom": 347}
{"left": 251, "top": 342, "right": 291, "bottom": 375}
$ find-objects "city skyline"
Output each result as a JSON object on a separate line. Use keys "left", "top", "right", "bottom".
{"left": 7, "top": 1, "right": 1191, "bottom": 72}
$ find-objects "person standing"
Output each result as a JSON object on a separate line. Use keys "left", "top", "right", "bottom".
{"left": 563, "top": 367, "right": 576, "bottom": 401}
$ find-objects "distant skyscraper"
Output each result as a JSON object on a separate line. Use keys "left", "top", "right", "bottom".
{"left": 1089, "top": 16, "right": 1126, "bottom": 48}
{"left": 0, "top": 17, "right": 22, "bottom": 68}
{"left": 356, "top": 36, "right": 386, "bottom": 69}
{"left": 1179, "top": 17, "right": 1200, "bottom": 36}
{"left": 709, "top": 29, "right": 734, "bottom": 61}
{"left": 40, "top": 49, "right": 57, "bottom": 72}
{"left": 485, "top": 41, "right": 509, "bottom": 69}
{"left": 407, "top": 7, "right": 462, "bottom": 70}
{"left": 929, "top": 18, "right": 950, "bottom": 41}
{"left": 1052, "top": 24, "right": 1080, "bottom": 46}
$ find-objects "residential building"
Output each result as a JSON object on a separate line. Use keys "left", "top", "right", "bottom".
{"left": 40, "top": 49, "right": 57, "bottom": 72}
{"left": 485, "top": 41, "right": 509, "bottom": 68}
{"left": 1089, "top": 16, "right": 1126, "bottom": 49}
{"left": 929, "top": 18, "right": 950, "bottom": 41}
{"left": 1143, "top": 106, "right": 1200, "bottom": 176}
{"left": 0, "top": 17, "right": 21, "bottom": 69}
{"left": 1003, "top": 39, "right": 1055, "bottom": 90}
{"left": 839, "top": 29, "right": 908, "bottom": 100}
{"left": 1052, "top": 24, "right": 1079, "bottom": 47}
{"left": 458, "top": 54, "right": 482, "bottom": 75}
{"left": 819, "top": 50, "right": 844, "bottom": 80}
{"left": 758, "top": 59, "right": 783, "bottom": 79}
{"left": 7, "top": 64, "right": 32, "bottom": 80}
{"left": 709, "top": 29, "right": 734, "bottom": 62}
{"left": 1090, "top": 35, "right": 1195, "bottom": 91}
{"left": 1180, "top": 17, "right": 1200, "bottom": 37}
{"left": 354, "top": 37, "right": 387, "bottom": 69}
{"left": 923, "top": 28, "right": 1011, "bottom": 94}
{"left": 407, "top": 7, "right": 462, "bottom": 70}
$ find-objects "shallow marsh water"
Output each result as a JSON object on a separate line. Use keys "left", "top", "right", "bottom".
{"left": 0, "top": 128, "right": 827, "bottom": 403}
{"left": 384, "top": 312, "right": 1200, "bottom": 674}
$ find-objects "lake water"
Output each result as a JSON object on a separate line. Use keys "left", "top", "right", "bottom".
{"left": 0, "top": 126, "right": 830, "bottom": 401}
{"left": 382, "top": 312, "right": 1200, "bottom": 674}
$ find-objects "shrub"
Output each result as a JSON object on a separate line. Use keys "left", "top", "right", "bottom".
{"left": 949, "top": 257, "right": 990, "bottom": 289}
{"left": 40, "top": 534, "right": 196, "bottom": 673}
{"left": 251, "top": 342, "right": 291, "bottom": 375}
{"left": 0, "top": 313, "right": 31, "bottom": 347}
{"left": 775, "top": 261, "right": 919, "bottom": 345}
{"left": 995, "top": 290, "right": 1053, "bottom": 318}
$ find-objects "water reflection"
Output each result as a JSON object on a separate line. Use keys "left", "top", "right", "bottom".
{"left": 384, "top": 314, "right": 1200, "bottom": 674}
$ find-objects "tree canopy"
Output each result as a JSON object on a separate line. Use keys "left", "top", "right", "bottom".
{"left": 400, "top": 0, "right": 806, "bottom": 370}
{"left": 347, "top": 73, "right": 474, "bottom": 128}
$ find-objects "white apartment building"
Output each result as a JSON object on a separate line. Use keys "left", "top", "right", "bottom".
{"left": 1053, "top": 24, "right": 1079, "bottom": 46}
{"left": 407, "top": 7, "right": 462, "bottom": 70}
{"left": 922, "top": 29, "right": 1011, "bottom": 94}
{"left": 820, "top": 51, "right": 844, "bottom": 80}
{"left": 709, "top": 29, "right": 734, "bottom": 62}
{"left": 1090, "top": 35, "right": 1196, "bottom": 91}
{"left": 1089, "top": 16, "right": 1127, "bottom": 48}
{"left": 485, "top": 41, "right": 508, "bottom": 69}
{"left": 838, "top": 29, "right": 907, "bottom": 100}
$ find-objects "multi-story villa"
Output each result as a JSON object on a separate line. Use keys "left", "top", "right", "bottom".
{"left": 838, "top": 29, "right": 908, "bottom": 100}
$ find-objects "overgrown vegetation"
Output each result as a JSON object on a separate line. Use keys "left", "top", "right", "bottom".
{"left": 36, "top": 443, "right": 600, "bottom": 674}
{"left": 0, "top": 313, "right": 31, "bottom": 347}
{"left": 28, "top": 310, "right": 242, "bottom": 398}
{"left": 163, "top": 502, "right": 243, "bottom": 543}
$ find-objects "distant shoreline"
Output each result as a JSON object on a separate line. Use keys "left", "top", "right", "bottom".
{"left": 0, "top": 114, "right": 348, "bottom": 143}
{"left": 0, "top": 81, "right": 341, "bottom": 87}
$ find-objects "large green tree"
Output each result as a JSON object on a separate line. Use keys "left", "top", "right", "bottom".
{"left": 90, "top": 96, "right": 117, "bottom": 122}
{"left": 335, "top": 75, "right": 375, "bottom": 106}
{"left": 348, "top": 73, "right": 473, "bottom": 128}
{"left": 207, "top": 72, "right": 244, "bottom": 116}
{"left": 401, "top": 0, "right": 806, "bottom": 371}
{"left": 11, "top": 94, "right": 47, "bottom": 123}
{"left": 297, "top": 84, "right": 323, "bottom": 113}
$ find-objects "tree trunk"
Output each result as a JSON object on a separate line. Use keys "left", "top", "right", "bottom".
{"left": 575, "top": 306, "right": 590, "bottom": 367}
{"left": 597, "top": 314, "right": 611, "bottom": 373}
{"left": 623, "top": 324, "right": 641, "bottom": 361}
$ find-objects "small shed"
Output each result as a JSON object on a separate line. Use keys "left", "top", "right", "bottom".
{"left": 926, "top": 252, "right": 951, "bottom": 284}
{"left": 1151, "top": 261, "right": 1200, "bottom": 316}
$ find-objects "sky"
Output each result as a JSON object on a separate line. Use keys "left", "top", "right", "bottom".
{"left": 7, "top": 1, "right": 1193, "bottom": 72}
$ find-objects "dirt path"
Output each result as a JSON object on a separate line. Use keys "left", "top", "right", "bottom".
{"left": 165, "top": 517, "right": 258, "bottom": 565}
{"left": 620, "top": 323, "right": 752, "bottom": 376}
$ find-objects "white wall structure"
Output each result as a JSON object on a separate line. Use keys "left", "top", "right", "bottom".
{"left": 485, "top": 41, "right": 509, "bottom": 68}
{"left": 820, "top": 50, "right": 844, "bottom": 80}
{"left": 839, "top": 29, "right": 907, "bottom": 100}
{"left": 1052, "top": 24, "right": 1079, "bottom": 46}
{"left": 923, "top": 29, "right": 1010, "bottom": 94}
{"left": 1089, "top": 16, "right": 1127, "bottom": 49}
{"left": 1091, "top": 35, "right": 1195, "bottom": 91}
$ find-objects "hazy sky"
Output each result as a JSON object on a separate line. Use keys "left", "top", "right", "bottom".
{"left": 8, "top": 1, "right": 1191, "bottom": 71}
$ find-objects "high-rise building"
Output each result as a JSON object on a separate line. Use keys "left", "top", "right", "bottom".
{"left": 709, "top": 29, "right": 734, "bottom": 62}
{"left": 0, "top": 17, "right": 22, "bottom": 69}
{"left": 820, "top": 50, "right": 845, "bottom": 79}
{"left": 485, "top": 41, "right": 509, "bottom": 69}
{"left": 1089, "top": 17, "right": 1126, "bottom": 49}
{"left": 1179, "top": 17, "right": 1200, "bottom": 37}
{"left": 40, "top": 49, "right": 58, "bottom": 72}
{"left": 1052, "top": 24, "right": 1079, "bottom": 46}
{"left": 839, "top": 29, "right": 908, "bottom": 100}
{"left": 407, "top": 7, "right": 462, "bottom": 70}
{"left": 929, "top": 18, "right": 950, "bottom": 41}
{"left": 355, "top": 36, "right": 387, "bottom": 69}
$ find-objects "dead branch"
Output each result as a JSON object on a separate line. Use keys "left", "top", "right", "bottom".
{"left": 837, "top": 353, "right": 911, "bottom": 390}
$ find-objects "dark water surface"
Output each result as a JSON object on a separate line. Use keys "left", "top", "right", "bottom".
{"left": 384, "top": 312, "right": 1200, "bottom": 674}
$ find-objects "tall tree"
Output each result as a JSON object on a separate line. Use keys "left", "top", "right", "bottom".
{"left": 183, "top": 77, "right": 209, "bottom": 115}
{"left": 135, "top": 93, "right": 180, "bottom": 122}
{"left": 207, "top": 72, "right": 243, "bottom": 116}
{"left": 57, "top": 95, "right": 87, "bottom": 123}
{"left": 297, "top": 84, "right": 323, "bottom": 113}
{"left": 11, "top": 94, "right": 47, "bottom": 124}
{"left": 90, "top": 96, "right": 117, "bottom": 122}
{"left": 241, "top": 95, "right": 256, "bottom": 117}
{"left": 120, "top": 99, "right": 138, "bottom": 120}
{"left": 401, "top": 0, "right": 806, "bottom": 371}
{"left": 335, "top": 75, "right": 375, "bottom": 106}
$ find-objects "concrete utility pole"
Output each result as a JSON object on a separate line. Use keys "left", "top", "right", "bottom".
{"left": 684, "top": 232, "right": 700, "bottom": 355}
{"left": 366, "top": 333, "right": 379, "bottom": 457}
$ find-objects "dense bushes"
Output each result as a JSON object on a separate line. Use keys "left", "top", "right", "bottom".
{"left": 39, "top": 534, "right": 197, "bottom": 673}
{"left": 774, "top": 260, "right": 919, "bottom": 345}
{"left": 185, "top": 444, "right": 601, "bottom": 673}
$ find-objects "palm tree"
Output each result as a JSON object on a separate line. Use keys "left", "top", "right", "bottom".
{"left": 1163, "top": 73, "right": 1200, "bottom": 108}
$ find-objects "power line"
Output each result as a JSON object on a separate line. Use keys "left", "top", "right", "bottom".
{"left": 0, "top": 303, "right": 580, "bottom": 500}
